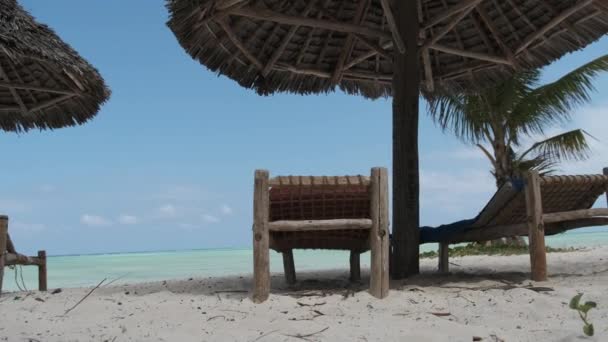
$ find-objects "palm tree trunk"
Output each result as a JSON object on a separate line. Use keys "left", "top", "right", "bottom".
{"left": 486, "top": 141, "right": 527, "bottom": 247}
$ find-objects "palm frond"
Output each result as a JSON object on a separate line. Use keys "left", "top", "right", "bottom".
{"left": 513, "top": 156, "right": 558, "bottom": 176}
{"left": 513, "top": 54, "right": 608, "bottom": 136}
{"left": 518, "top": 129, "right": 594, "bottom": 163}
{"left": 426, "top": 92, "right": 488, "bottom": 143}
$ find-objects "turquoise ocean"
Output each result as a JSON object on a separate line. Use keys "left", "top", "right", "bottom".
{"left": 4, "top": 229, "right": 608, "bottom": 292}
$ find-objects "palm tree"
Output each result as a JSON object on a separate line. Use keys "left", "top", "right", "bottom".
{"left": 428, "top": 55, "right": 608, "bottom": 188}
{"left": 427, "top": 55, "right": 608, "bottom": 246}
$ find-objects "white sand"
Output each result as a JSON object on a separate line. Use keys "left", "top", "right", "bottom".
{"left": 2, "top": 247, "right": 608, "bottom": 342}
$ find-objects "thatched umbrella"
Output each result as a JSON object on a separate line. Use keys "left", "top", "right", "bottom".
{"left": 167, "top": 0, "right": 608, "bottom": 278}
{"left": 0, "top": 0, "right": 110, "bottom": 132}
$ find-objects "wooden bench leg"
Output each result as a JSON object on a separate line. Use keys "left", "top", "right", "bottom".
{"left": 438, "top": 242, "right": 449, "bottom": 273}
{"left": 604, "top": 168, "right": 608, "bottom": 206}
{"left": 349, "top": 251, "right": 360, "bottom": 282}
{"left": 38, "top": 250, "right": 47, "bottom": 291}
{"left": 370, "top": 167, "right": 389, "bottom": 298}
{"left": 253, "top": 170, "right": 270, "bottom": 303}
{"left": 0, "top": 216, "right": 7, "bottom": 296}
{"left": 525, "top": 171, "right": 547, "bottom": 281}
{"left": 282, "top": 250, "right": 296, "bottom": 285}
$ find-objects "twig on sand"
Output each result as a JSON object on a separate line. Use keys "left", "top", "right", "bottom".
{"left": 207, "top": 315, "right": 226, "bottom": 321}
{"left": 430, "top": 312, "right": 451, "bottom": 317}
{"left": 297, "top": 301, "right": 326, "bottom": 307}
{"left": 64, "top": 278, "right": 106, "bottom": 315}
{"left": 455, "top": 293, "right": 475, "bottom": 304}
{"left": 220, "top": 309, "right": 248, "bottom": 315}
{"left": 251, "top": 329, "right": 279, "bottom": 342}
{"left": 284, "top": 327, "right": 329, "bottom": 340}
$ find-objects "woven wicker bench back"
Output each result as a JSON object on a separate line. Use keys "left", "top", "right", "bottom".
{"left": 267, "top": 175, "right": 372, "bottom": 252}
{"left": 477, "top": 175, "right": 608, "bottom": 227}
{"left": 269, "top": 176, "right": 371, "bottom": 221}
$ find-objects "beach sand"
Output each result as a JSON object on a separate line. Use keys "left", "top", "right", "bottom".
{"left": 1, "top": 247, "right": 608, "bottom": 342}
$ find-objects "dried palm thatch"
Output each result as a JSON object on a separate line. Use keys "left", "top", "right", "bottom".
{"left": 0, "top": 0, "right": 110, "bottom": 132}
{"left": 167, "top": 0, "right": 608, "bottom": 98}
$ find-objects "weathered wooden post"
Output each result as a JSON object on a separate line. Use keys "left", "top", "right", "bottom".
{"left": 603, "top": 168, "right": 608, "bottom": 207}
{"left": 253, "top": 170, "right": 270, "bottom": 302}
{"left": 0, "top": 216, "right": 7, "bottom": 296}
{"left": 391, "top": 0, "right": 421, "bottom": 279}
{"left": 38, "top": 250, "right": 47, "bottom": 291}
{"left": 282, "top": 249, "right": 296, "bottom": 285}
{"left": 438, "top": 242, "right": 450, "bottom": 273}
{"left": 370, "top": 167, "right": 389, "bottom": 298}
{"left": 524, "top": 171, "right": 547, "bottom": 281}
{"left": 349, "top": 251, "right": 360, "bottom": 282}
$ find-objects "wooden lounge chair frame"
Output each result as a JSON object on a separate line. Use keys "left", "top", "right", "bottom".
{"left": 252, "top": 168, "right": 389, "bottom": 303}
{"left": 435, "top": 169, "right": 608, "bottom": 281}
{"left": 0, "top": 215, "right": 47, "bottom": 295}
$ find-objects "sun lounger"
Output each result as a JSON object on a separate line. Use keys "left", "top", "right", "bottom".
{"left": 0, "top": 215, "right": 47, "bottom": 295}
{"left": 420, "top": 169, "right": 608, "bottom": 280}
{"left": 252, "top": 168, "right": 389, "bottom": 303}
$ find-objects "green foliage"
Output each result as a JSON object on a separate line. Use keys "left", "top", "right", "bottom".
{"left": 419, "top": 243, "right": 575, "bottom": 259}
{"left": 427, "top": 55, "right": 608, "bottom": 184}
{"left": 570, "top": 293, "right": 597, "bottom": 336}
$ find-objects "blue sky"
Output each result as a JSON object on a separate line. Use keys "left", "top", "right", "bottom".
{"left": 4, "top": 1, "right": 608, "bottom": 255}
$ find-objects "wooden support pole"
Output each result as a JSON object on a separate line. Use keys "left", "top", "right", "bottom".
{"left": 516, "top": 0, "right": 593, "bottom": 54}
{"left": 428, "top": 45, "right": 513, "bottom": 65}
{"left": 392, "top": 0, "right": 420, "bottom": 279}
{"left": 219, "top": 20, "right": 265, "bottom": 71}
{"left": 421, "top": 0, "right": 481, "bottom": 30}
{"left": 379, "top": 0, "right": 406, "bottom": 53}
{"left": 282, "top": 250, "right": 296, "bottom": 285}
{"left": 38, "top": 250, "right": 47, "bottom": 291}
{"left": 0, "top": 81, "right": 76, "bottom": 96}
{"left": 421, "top": 1, "right": 480, "bottom": 49}
{"left": 231, "top": 6, "right": 392, "bottom": 41}
{"left": 604, "top": 167, "right": 608, "bottom": 207}
{"left": 349, "top": 251, "right": 361, "bottom": 282}
{"left": 525, "top": 171, "right": 548, "bottom": 281}
{"left": 253, "top": 170, "right": 270, "bottom": 303}
{"left": 369, "top": 167, "right": 389, "bottom": 298}
{"left": 0, "top": 216, "right": 7, "bottom": 296}
{"left": 438, "top": 242, "right": 449, "bottom": 273}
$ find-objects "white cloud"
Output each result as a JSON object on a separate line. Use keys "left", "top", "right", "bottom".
{"left": 220, "top": 204, "right": 233, "bottom": 215}
{"left": 118, "top": 214, "right": 138, "bottom": 225}
{"left": 39, "top": 184, "right": 56, "bottom": 193}
{"left": 158, "top": 204, "right": 177, "bottom": 218}
{"left": 421, "top": 169, "right": 495, "bottom": 195}
{"left": 80, "top": 214, "right": 112, "bottom": 227}
{"left": 178, "top": 223, "right": 199, "bottom": 230}
{"left": 202, "top": 214, "right": 220, "bottom": 223}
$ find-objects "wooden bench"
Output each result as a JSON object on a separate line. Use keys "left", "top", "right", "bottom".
{"left": 252, "top": 168, "right": 389, "bottom": 303}
{"left": 428, "top": 169, "right": 608, "bottom": 280}
{"left": 0, "top": 215, "right": 47, "bottom": 295}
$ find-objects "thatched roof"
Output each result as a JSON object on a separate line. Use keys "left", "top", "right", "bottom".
{"left": 167, "top": 0, "right": 608, "bottom": 98}
{"left": 0, "top": 0, "right": 110, "bottom": 132}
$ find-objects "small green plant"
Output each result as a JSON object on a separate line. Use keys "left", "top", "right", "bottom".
{"left": 419, "top": 243, "right": 576, "bottom": 259}
{"left": 569, "top": 293, "right": 597, "bottom": 336}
